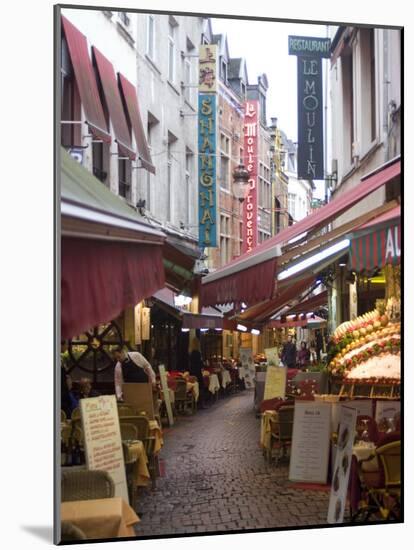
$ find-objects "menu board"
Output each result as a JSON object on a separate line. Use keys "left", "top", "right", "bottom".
{"left": 331, "top": 399, "right": 373, "bottom": 434}
{"left": 263, "top": 366, "right": 287, "bottom": 401}
{"left": 264, "top": 347, "right": 280, "bottom": 367}
{"left": 80, "top": 395, "right": 129, "bottom": 503}
{"left": 239, "top": 348, "right": 255, "bottom": 389}
{"left": 159, "top": 365, "right": 174, "bottom": 426}
{"left": 289, "top": 402, "right": 332, "bottom": 484}
{"left": 327, "top": 405, "right": 357, "bottom": 523}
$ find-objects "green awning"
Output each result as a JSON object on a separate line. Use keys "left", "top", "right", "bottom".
{"left": 61, "top": 147, "right": 165, "bottom": 243}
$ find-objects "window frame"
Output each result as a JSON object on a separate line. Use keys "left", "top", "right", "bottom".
{"left": 147, "top": 14, "right": 156, "bottom": 60}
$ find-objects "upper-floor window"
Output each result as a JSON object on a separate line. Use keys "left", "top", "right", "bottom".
{"left": 119, "top": 11, "right": 130, "bottom": 27}
{"left": 288, "top": 192, "right": 296, "bottom": 221}
{"left": 168, "top": 21, "right": 176, "bottom": 83}
{"left": 341, "top": 48, "right": 354, "bottom": 166}
{"left": 118, "top": 158, "right": 131, "bottom": 200}
{"left": 184, "top": 58, "right": 192, "bottom": 103}
{"left": 147, "top": 14, "right": 155, "bottom": 60}
{"left": 185, "top": 149, "right": 193, "bottom": 225}
{"left": 220, "top": 214, "right": 231, "bottom": 265}
{"left": 220, "top": 59, "right": 228, "bottom": 82}
{"left": 220, "top": 133, "right": 230, "bottom": 190}
{"left": 61, "top": 36, "right": 81, "bottom": 148}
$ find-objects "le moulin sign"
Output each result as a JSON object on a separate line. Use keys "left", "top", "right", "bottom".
{"left": 289, "top": 36, "right": 331, "bottom": 180}
{"left": 198, "top": 45, "right": 218, "bottom": 248}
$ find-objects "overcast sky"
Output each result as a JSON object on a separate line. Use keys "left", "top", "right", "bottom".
{"left": 211, "top": 18, "right": 333, "bottom": 143}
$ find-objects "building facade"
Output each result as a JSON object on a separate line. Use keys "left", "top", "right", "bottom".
{"left": 328, "top": 25, "right": 402, "bottom": 331}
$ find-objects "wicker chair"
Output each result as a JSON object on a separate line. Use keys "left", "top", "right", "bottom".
{"left": 352, "top": 438, "right": 401, "bottom": 521}
{"left": 269, "top": 405, "right": 294, "bottom": 465}
{"left": 119, "top": 415, "right": 157, "bottom": 489}
{"left": 120, "top": 422, "right": 138, "bottom": 441}
{"left": 61, "top": 469, "right": 115, "bottom": 502}
{"left": 60, "top": 521, "right": 87, "bottom": 541}
{"left": 61, "top": 409, "right": 67, "bottom": 423}
{"left": 174, "top": 379, "right": 195, "bottom": 415}
{"left": 118, "top": 403, "right": 138, "bottom": 417}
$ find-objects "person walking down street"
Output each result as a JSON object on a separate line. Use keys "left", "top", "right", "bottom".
{"left": 297, "top": 341, "right": 311, "bottom": 370}
{"left": 316, "top": 330, "right": 324, "bottom": 362}
{"left": 189, "top": 338, "right": 207, "bottom": 409}
{"left": 281, "top": 335, "right": 297, "bottom": 369}
{"left": 112, "top": 346, "right": 156, "bottom": 401}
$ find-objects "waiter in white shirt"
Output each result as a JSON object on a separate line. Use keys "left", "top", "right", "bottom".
{"left": 112, "top": 346, "right": 156, "bottom": 401}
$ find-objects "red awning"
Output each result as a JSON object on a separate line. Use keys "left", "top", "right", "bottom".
{"left": 61, "top": 237, "right": 165, "bottom": 339}
{"left": 239, "top": 276, "right": 316, "bottom": 324}
{"left": 92, "top": 47, "right": 135, "bottom": 160}
{"left": 285, "top": 290, "right": 328, "bottom": 315}
{"left": 201, "top": 257, "right": 278, "bottom": 308}
{"left": 153, "top": 288, "right": 223, "bottom": 329}
{"left": 268, "top": 315, "right": 326, "bottom": 329}
{"left": 182, "top": 312, "right": 223, "bottom": 329}
{"left": 61, "top": 16, "right": 111, "bottom": 143}
{"left": 200, "top": 157, "right": 401, "bottom": 307}
{"left": 118, "top": 73, "right": 156, "bottom": 174}
{"left": 348, "top": 206, "right": 401, "bottom": 272}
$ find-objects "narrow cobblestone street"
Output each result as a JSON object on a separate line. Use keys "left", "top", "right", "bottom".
{"left": 134, "top": 390, "right": 331, "bottom": 537}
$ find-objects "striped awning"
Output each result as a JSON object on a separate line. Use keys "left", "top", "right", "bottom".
{"left": 348, "top": 206, "right": 401, "bottom": 272}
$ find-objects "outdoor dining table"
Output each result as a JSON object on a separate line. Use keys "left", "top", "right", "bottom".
{"left": 203, "top": 372, "right": 220, "bottom": 395}
{"left": 148, "top": 419, "right": 163, "bottom": 454}
{"left": 260, "top": 410, "right": 278, "bottom": 453}
{"left": 61, "top": 497, "right": 140, "bottom": 539}
{"left": 123, "top": 440, "right": 150, "bottom": 487}
{"left": 220, "top": 369, "right": 232, "bottom": 389}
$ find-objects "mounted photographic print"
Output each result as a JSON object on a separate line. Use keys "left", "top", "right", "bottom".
{"left": 55, "top": 2, "right": 402, "bottom": 544}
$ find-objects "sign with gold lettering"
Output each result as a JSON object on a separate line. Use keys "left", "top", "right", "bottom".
{"left": 199, "top": 45, "right": 218, "bottom": 93}
{"left": 242, "top": 100, "right": 259, "bottom": 253}
{"left": 198, "top": 94, "right": 217, "bottom": 247}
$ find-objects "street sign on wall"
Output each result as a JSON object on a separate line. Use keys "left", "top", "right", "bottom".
{"left": 242, "top": 100, "right": 259, "bottom": 253}
{"left": 198, "top": 94, "right": 217, "bottom": 247}
{"left": 289, "top": 36, "right": 331, "bottom": 180}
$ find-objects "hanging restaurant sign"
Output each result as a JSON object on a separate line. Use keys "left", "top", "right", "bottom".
{"left": 198, "top": 94, "right": 217, "bottom": 247}
{"left": 348, "top": 221, "right": 401, "bottom": 272}
{"left": 242, "top": 100, "right": 259, "bottom": 253}
{"left": 289, "top": 36, "right": 331, "bottom": 180}
{"left": 199, "top": 44, "right": 218, "bottom": 93}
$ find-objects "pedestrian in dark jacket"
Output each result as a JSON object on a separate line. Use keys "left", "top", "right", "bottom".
{"left": 189, "top": 338, "right": 207, "bottom": 408}
{"left": 297, "top": 341, "right": 311, "bottom": 369}
{"left": 281, "top": 335, "right": 297, "bottom": 368}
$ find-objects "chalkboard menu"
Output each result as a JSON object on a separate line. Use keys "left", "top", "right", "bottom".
{"left": 289, "top": 401, "right": 332, "bottom": 484}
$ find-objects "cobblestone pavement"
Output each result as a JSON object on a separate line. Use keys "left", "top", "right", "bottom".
{"left": 134, "top": 390, "right": 332, "bottom": 537}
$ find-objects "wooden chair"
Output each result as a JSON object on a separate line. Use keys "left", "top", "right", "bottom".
{"left": 61, "top": 470, "right": 115, "bottom": 502}
{"left": 269, "top": 405, "right": 294, "bottom": 465}
{"left": 174, "top": 379, "right": 195, "bottom": 415}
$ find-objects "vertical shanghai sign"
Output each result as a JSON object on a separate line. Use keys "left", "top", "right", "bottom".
{"left": 198, "top": 45, "right": 218, "bottom": 247}
{"left": 289, "top": 36, "right": 331, "bottom": 180}
{"left": 242, "top": 100, "right": 259, "bottom": 253}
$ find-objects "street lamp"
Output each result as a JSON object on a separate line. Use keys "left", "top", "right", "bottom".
{"left": 232, "top": 162, "right": 250, "bottom": 202}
